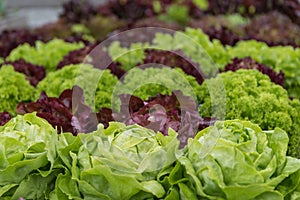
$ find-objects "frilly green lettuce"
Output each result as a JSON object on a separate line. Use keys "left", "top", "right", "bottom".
{"left": 0, "top": 65, "right": 35, "bottom": 114}
{"left": 198, "top": 69, "right": 300, "bottom": 158}
{"left": 7, "top": 39, "right": 84, "bottom": 73}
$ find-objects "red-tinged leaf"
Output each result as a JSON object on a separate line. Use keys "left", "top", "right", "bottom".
{"left": 0, "top": 112, "right": 12, "bottom": 126}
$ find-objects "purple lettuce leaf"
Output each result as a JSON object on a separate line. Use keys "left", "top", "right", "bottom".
{"left": 0, "top": 112, "right": 12, "bottom": 126}
{"left": 59, "top": 0, "right": 97, "bottom": 24}
{"left": 113, "top": 91, "right": 215, "bottom": 147}
{"left": 97, "top": 0, "right": 165, "bottom": 20}
{"left": 57, "top": 44, "right": 126, "bottom": 79}
{"left": 16, "top": 86, "right": 107, "bottom": 135}
{"left": 96, "top": 108, "right": 115, "bottom": 128}
{"left": 57, "top": 44, "right": 96, "bottom": 69}
{"left": 97, "top": 0, "right": 202, "bottom": 21}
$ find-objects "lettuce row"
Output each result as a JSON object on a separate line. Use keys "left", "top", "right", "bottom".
{"left": 107, "top": 28, "right": 300, "bottom": 99}
{"left": 7, "top": 39, "right": 84, "bottom": 73}
{"left": 0, "top": 114, "right": 299, "bottom": 199}
{"left": 0, "top": 113, "right": 180, "bottom": 199}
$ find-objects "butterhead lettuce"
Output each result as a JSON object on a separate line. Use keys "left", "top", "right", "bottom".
{"left": 175, "top": 120, "right": 300, "bottom": 200}
{"left": 0, "top": 113, "right": 59, "bottom": 199}
{"left": 54, "top": 122, "right": 180, "bottom": 199}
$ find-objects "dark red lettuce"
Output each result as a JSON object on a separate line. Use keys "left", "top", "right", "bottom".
{"left": 0, "top": 112, "right": 12, "bottom": 126}
{"left": 16, "top": 86, "right": 112, "bottom": 135}
{"left": 276, "top": 0, "right": 300, "bottom": 26}
{"left": 0, "top": 29, "right": 40, "bottom": 58}
{"left": 1, "top": 59, "right": 46, "bottom": 87}
{"left": 202, "top": 25, "right": 242, "bottom": 46}
{"left": 113, "top": 91, "right": 215, "bottom": 147}
{"left": 141, "top": 49, "right": 205, "bottom": 84}
{"left": 98, "top": 0, "right": 165, "bottom": 20}
{"left": 97, "top": 0, "right": 202, "bottom": 21}
{"left": 59, "top": 0, "right": 97, "bottom": 24}
{"left": 205, "top": 0, "right": 275, "bottom": 16}
{"left": 57, "top": 44, "right": 96, "bottom": 69}
{"left": 57, "top": 44, "right": 126, "bottom": 79}
{"left": 223, "top": 57, "right": 285, "bottom": 87}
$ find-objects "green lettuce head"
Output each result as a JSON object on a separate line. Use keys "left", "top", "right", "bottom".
{"left": 199, "top": 69, "right": 300, "bottom": 158}
{"left": 0, "top": 65, "right": 35, "bottom": 114}
{"left": 55, "top": 122, "right": 180, "bottom": 199}
{"left": 0, "top": 113, "right": 59, "bottom": 199}
{"left": 176, "top": 120, "right": 300, "bottom": 200}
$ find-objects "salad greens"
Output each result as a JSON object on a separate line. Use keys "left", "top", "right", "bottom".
{"left": 108, "top": 28, "right": 300, "bottom": 98}
{"left": 37, "top": 64, "right": 118, "bottom": 110}
{"left": 112, "top": 67, "right": 201, "bottom": 111}
{"left": 0, "top": 65, "right": 35, "bottom": 114}
{"left": 0, "top": 1, "right": 300, "bottom": 199}
{"left": 227, "top": 40, "right": 300, "bottom": 99}
{"left": 0, "top": 114, "right": 299, "bottom": 199}
{"left": 171, "top": 120, "right": 300, "bottom": 200}
{"left": 0, "top": 113, "right": 58, "bottom": 199}
{"left": 198, "top": 69, "right": 300, "bottom": 158}
{"left": 165, "top": 28, "right": 300, "bottom": 99}
{"left": 55, "top": 122, "right": 180, "bottom": 199}
{"left": 7, "top": 39, "right": 84, "bottom": 73}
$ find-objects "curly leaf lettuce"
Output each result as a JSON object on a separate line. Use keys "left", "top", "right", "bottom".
{"left": 227, "top": 40, "right": 300, "bottom": 99}
{"left": 0, "top": 65, "right": 35, "bottom": 114}
{"left": 199, "top": 69, "right": 300, "bottom": 158}
{"left": 7, "top": 39, "right": 84, "bottom": 73}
